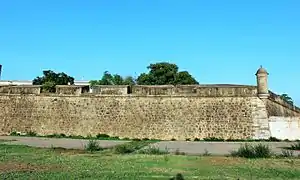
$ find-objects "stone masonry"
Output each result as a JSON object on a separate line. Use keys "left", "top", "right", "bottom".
{"left": 0, "top": 67, "right": 299, "bottom": 140}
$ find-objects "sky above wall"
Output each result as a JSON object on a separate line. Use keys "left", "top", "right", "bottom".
{"left": 0, "top": 0, "right": 299, "bottom": 105}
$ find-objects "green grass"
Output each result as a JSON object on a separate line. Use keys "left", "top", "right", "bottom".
{"left": 1, "top": 144, "right": 300, "bottom": 179}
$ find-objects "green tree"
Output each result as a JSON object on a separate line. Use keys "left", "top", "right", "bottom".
{"left": 280, "top": 94, "right": 294, "bottom": 105}
{"left": 89, "top": 71, "right": 136, "bottom": 86}
{"left": 136, "top": 62, "right": 199, "bottom": 85}
{"left": 33, "top": 70, "right": 74, "bottom": 92}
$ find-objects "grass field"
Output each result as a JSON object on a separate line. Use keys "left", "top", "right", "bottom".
{"left": 0, "top": 144, "right": 300, "bottom": 180}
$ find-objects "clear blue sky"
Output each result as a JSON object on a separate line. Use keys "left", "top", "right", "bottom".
{"left": 0, "top": 0, "right": 299, "bottom": 105}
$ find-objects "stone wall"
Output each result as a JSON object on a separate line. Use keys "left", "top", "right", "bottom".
{"left": 91, "top": 85, "right": 129, "bottom": 95}
{"left": 264, "top": 92, "right": 300, "bottom": 140}
{"left": 132, "top": 85, "right": 257, "bottom": 97}
{"left": 56, "top": 85, "right": 90, "bottom": 96}
{"left": 269, "top": 116, "right": 300, "bottom": 140}
{"left": 0, "top": 85, "right": 299, "bottom": 140}
{"left": 266, "top": 91, "right": 300, "bottom": 117}
{"left": 0, "top": 84, "right": 258, "bottom": 97}
{"left": 0, "top": 85, "right": 41, "bottom": 95}
{"left": 0, "top": 94, "right": 257, "bottom": 140}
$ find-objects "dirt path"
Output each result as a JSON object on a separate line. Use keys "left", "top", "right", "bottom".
{"left": 0, "top": 136, "right": 129, "bottom": 149}
{"left": 150, "top": 141, "right": 300, "bottom": 156}
{"left": 1, "top": 136, "right": 299, "bottom": 156}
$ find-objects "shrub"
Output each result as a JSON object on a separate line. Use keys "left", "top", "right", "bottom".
{"left": 142, "top": 138, "right": 150, "bottom": 141}
{"left": 46, "top": 134, "right": 59, "bottom": 138}
{"left": 185, "top": 138, "right": 191, "bottom": 141}
{"left": 122, "top": 137, "right": 130, "bottom": 140}
{"left": 169, "top": 173, "right": 185, "bottom": 180}
{"left": 58, "top": 133, "right": 66, "bottom": 138}
{"left": 26, "top": 131, "right": 37, "bottom": 137}
{"left": 281, "top": 149, "right": 294, "bottom": 158}
{"left": 226, "top": 139, "right": 247, "bottom": 142}
{"left": 86, "top": 134, "right": 93, "bottom": 139}
{"left": 114, "top": 144, "right": 136, "bottom": 154}
{"left": 268, "top": 137, "right": 281, "bottom": 142}
{"left": 231, "top": 144, "right": 255, "bottom": 158}
{"left": 203, "top": 137, "right": 224, "bottom": 142}
{"left": 96, "top": 134, "right": 110, "bottom": 139}
{"left": 10, "top": 131, "right": 20, "bottom": 136}
{"left": 139, "top": 146, "right": 169, "bottom": 155}
{"left": 150, "top": 139, "right": 161, "bottom": 142}
{"left": 231, "top": 143, "right": 272, "bottom": 158}
{"left": 68, "top": 135, "right": 85, "bottom": 139}
{"left": 254, "top": 144, "right": 272, "bottom": 158}
{"left": 46, "top": 133, "right": 66, "bottom": 138}
{"left": 132, "top": 138, "right": 141, "bottom": 141}
{"left": 84, "top": 139, "right": 103, "bottom": 152}
{"left": 290, "top": 142, "right": 300, "bottom": 150}
{"left": 194, "top": 138, "right": 201, "bottom": 141}
{"left": 174, "top": 148, "right": 185, "bottom": 155}
{"left": 171, "top": 138, "right": 176, "bottom": 141}
{"left": 114, "top": 141, "right": 151, "bottom": 154}
{"left": 202, "top": 149, "right": 211, "bottom": 156}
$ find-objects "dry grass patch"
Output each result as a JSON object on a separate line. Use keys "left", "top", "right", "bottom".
{"left": 205, "top": 156, "right": 246, "bottom": 166}
{"left": 50, "top": 147, "right": 87, "bottom": 155}
{"left": 0, "top": 162, "right": 62, "bottom": 173}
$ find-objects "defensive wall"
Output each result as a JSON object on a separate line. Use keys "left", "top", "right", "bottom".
{"left": 0, "top": 81, "right": 299, "bottom": 140}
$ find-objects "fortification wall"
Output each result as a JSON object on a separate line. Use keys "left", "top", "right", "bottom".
{"left": 266, "top": 91, "right": 300, "bottom": 117}
{"left": 269, "top": 116, "right": 300, "bottom": 140}
{"left": 0, "top": 94, "right": 258, "bottom": 140}
{"left": 0, "top": 85, "right": 299, "bottom": 140}
{"left": 0, "top": 85, "right": 41, "bottom": 95}
{"left": 266, "top": 91, "right": 300, "bottom": 140}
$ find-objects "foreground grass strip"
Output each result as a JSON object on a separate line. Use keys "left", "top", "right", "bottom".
{"left": 1, "top": 144, "right": 300, "bottom": 179}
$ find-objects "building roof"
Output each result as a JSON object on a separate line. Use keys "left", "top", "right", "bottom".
{"left": 256, "top": 66, "right": 268, "bottom": 75}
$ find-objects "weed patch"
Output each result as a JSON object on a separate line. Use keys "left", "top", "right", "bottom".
{"left": 84, "top": 140, "right": 104, "bottom": 153}
{"left": 113, "top": 141, "right": 152, "bottom": 154}
{"left": 203, "top": 137, "right": 224, "bottom": 142}
{"left": 174, "top": 149, "right": 185, "bottom": 155}
{"left": 280, "top": 149, "right": 294, "bottom": 158}
{"left": 289, "top": 142, "right": 300, "bottom": 150}
{"left": 26, "top": 131, "right": 37, "bottom": 137}
{"left": 202, "top": 149, "right": 211, "bottom": 156}
{"left": 231, "top": 143, "right": 273, "bottom": 158}
{"left": 138, "top": 146, "right": 169, "bottom": 155}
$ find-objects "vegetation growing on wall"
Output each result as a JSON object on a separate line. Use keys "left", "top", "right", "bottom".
{"left": 280, "top": 93, "right": 294, "bottom": 105}
{"left": 33, "top": 70, "right": 74, "bottom": 92}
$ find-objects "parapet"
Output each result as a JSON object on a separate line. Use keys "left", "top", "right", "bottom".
{"left": 91, "top": 85, "right": 129, "bottom": 95}
{"left": 174, "top": 85, "right": 198, "bottom": 94}
{"left": 132, "top": 85, "right": 175, "bottom": 95}
{"left": 268, "top": 91, "right": 300, "bottom": 113}
{"left": 0, "top": 85, "right": 41, "bottom": 95}
{"left": 0, "top": 84, "right": 259, "bottom": 97}
{"left": 195, "top": 85, "right": 257, "bottom": 97}
{"left": 56, "top": 85, "right": 90, "bottom": 96}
